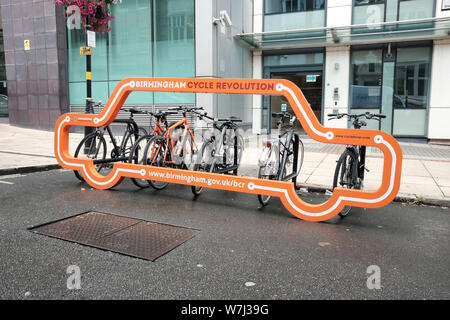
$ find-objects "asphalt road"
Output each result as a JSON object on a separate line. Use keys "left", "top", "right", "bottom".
{"left": 0, "top": 169, "right": 449, "bottom": 300}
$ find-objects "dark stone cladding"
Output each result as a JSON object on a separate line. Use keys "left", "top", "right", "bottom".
{"left": 1, "top": 0, "right": 69, "bottom": 130}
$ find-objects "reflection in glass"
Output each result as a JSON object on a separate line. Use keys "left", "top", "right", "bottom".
{"left": 264, "top": 0, "right": 325, "bottom": 14}
{"left": 109, "top": 0, "right": 152, "bottom": 80}
{"left": 153, "top": 0, "right": 195, "bottom": 104}
{"left": 67, "top": 0, "right": 195, "bottom": 106}
{"left": 394, "top": 47, "right": 431, "bottom": 109}
{"left": 350, "top": 50, "right": 383, "bottom": 109}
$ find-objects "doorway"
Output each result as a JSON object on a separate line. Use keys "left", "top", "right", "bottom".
{"left": 270, "top": 72, "right": 323, "bottom": 131}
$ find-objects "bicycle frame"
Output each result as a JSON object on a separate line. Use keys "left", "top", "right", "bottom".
{"left": 345, "top": 144, "right": 367, "bottom": 187}
{"left": 151, "top": 117, "right": 166, "bottom": 137}
{"left": 55, "top": 78, "right": 403, "bottom": 222}
{"left": 89, "top": 117, "right": 140, "bottom": 165}
{"left": 269, "top": 116, "right": 300, "bottom": 182}
{"left": 208, "top": 123, "right": 240, "bottom": 174}
{"left": 277, "top": 129, "right": 300, "bottom": 182}
{"left": 157, "top": 114, "right": 198, "bottom": 166}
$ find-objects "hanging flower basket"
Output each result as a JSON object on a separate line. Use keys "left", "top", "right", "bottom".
{"left": 55, "top": 0, "right": 121, "bottom": 33}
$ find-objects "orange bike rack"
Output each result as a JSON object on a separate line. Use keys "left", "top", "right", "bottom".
{"left": 54, "top": 78, "right": 403, "bottom": 222}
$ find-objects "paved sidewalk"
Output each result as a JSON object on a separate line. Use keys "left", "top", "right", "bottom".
{"left": 1, "top": 118, "right": 449, "bottom": 202}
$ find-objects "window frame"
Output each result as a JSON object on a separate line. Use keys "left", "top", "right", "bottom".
{"left": 393, "top": 45, "right": 432, "bottom": 110}
{"left": 263, "top": 0, "right": 327, "bottom": 16}
{"left": 349, "top": 47, "right": 384, "bottom": 110}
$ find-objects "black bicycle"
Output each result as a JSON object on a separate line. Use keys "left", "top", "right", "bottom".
{"left": 191, "top": 112, "right": 244, "bottom": 196}
{"left": 328, "top": 111, "right": 386, "bottom": 217}
{"left": 257, "top": 112, "right": 304, "bottom": 206}
{"left": 73, "top": 103, "right": 148, "bottom": 182}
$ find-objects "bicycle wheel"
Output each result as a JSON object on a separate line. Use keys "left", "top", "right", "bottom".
{"left": 191, "top": 140, "right": 214, "bottom": 196}
{"left": 143, "top": 135, "right": 170, "bottom": 190}
{"left": 138, "top": 127, "right": 148, "bottom": 137}
{"left": 333, "top": 149, "right": 359, "bottom": 217}
{"left": 129, "top": 134, "right": 154, "bottom": 188}
{"left": 257, "top": 166, "right": 276, "bottom": 206}
{"left": 181, "top": 130, "right": 197, "bottom": 170}
{"left": 73, "top": 131, "right": 107, "bottom": 182}
{"left": 226, "top": 132, "right": 244, "bottom": 175}
{"left": 120, "top": 127, "right": 148, "bottom": 160}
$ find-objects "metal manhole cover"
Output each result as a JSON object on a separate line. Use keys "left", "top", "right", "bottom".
{"left": 30, "top": 211, "right": 200, "bottom": 261}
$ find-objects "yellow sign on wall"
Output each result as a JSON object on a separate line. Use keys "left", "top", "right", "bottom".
{"left": 80, "top": 46, "right": 92, "bottom": 55}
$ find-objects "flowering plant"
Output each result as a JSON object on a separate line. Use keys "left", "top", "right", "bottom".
{"left": 55, "top": 0, "right": 122, "bottom": 33}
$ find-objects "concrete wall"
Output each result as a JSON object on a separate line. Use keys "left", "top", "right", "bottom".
{"left": 195, "top": 0, "right": 253, "bottom": 125}
{"left": 428, "top": 0, "right": 450, "bottom": 141}
{"left": 1, "top": 0, "right": 69, "bottom": 130}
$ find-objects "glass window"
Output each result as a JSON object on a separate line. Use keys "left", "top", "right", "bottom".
{"left": 353, "top": 1, "right": 385, "bottom": 25}
{"left": 352, "top": 0, "right": 434, "bottom": 24}
{"left": 263, "top": 52, "right": 324, "bottom": 67}
{"left": 350, "top": 50, "right": 383, "bottom": 109}
{"left": 108, "top": 0, "right": 152, "bottom": 81}
{"left": 394, "top": 47, "right": 431, "bottom": 109}
{"left": 153, "top": 0, "right": 195, "bottom": 104}
{"left": 398, "top": 0, "right": 434, "bottom": 21}
{"left": 68, "top": 29, "right": 108, "bottom": 83}
{"left": 67, "top": 0, "right": 195, "bottom": 106}
{"left": 264, "top": 0, "right": 325, "bottom": 14}
{"left": 354, "top": 0, "right": 384, "bottom": 4}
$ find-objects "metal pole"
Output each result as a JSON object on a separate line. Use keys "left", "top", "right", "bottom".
{"left": 84, "top": 21, "right": 94, "bottom": 153}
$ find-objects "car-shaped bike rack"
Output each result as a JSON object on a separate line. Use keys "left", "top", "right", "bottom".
{"left": 54, "top": 78, "right": 403, "bottom": 222}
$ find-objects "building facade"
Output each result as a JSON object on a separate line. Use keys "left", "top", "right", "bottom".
{"left": 1, "top": 0, "right": 450, "bottom": 142}
{"left": 0, "top": 0, "right": 253, "bottom": 129}
{"left": 243, "top": 0, "right": 450, "bottom": 142}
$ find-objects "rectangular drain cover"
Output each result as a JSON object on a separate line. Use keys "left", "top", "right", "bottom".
{"left": 30, "top": 211, "right": 200, "bottom": 261}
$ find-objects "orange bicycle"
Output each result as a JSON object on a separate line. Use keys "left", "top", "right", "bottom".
{"left": 142, "top": 106, "right": 203, "bottom": 190}
{"left": 128, "top": 109, "right": 178, "bottom": 188}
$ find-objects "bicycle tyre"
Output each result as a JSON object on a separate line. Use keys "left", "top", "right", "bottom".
{"left": 73, "top": 131, "right": 107, "bottom": 182}
{"left": 257, "top": 166, "right": 276, "bottom": 206}
{"left": 333, "top": 149, "right": 359, "bottom": 217}
{"left": 191, "top": 140, "right": 214, "bottom": 196}
{"left": 294, "top": 138, "right": 305, "bottom": 185}
{"left": 143, "top": 135, "right": 170, "bottom": 190}
{"left": 129, "top": 134, "right": 154, "bottom": 188}
{"left": 228, "top": 133, "right": 244, "bottom": 175}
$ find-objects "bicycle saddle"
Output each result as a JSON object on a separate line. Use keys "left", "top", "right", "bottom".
{"left": 128, "top": 107, "right": 145, "bottom": 114}
{"left": 217, "top": 116, "right": 242, "bottom": 122}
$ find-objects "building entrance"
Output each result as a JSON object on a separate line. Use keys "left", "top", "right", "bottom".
{"left": 270, "top": 71, "right": 323, "bottom": 131}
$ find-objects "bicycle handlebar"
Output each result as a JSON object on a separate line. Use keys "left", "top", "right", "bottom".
{"left": 218, "top": 118, "right": 242, "bottom": 123}
{"left": 327, "top": 112, "right": 386, "bottom": 120}
{"left": 192, "top": 108, "right": 242, "bottom": 123}
{"left": 169, "top": 105, "right": 204, "bottom": 112}
{"left": 272, "top": 112, "right": 293, "bottom": 119}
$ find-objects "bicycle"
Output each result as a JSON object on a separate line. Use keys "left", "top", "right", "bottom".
{"left": 73, "top": 102, "right": 148, "bottom": 182}
{"left": 257, "top": 112, "right": 304, "bottom": 206}
{"left": 191, "top": 113, "right": 244, "bottom": 196}
{"left": 141, "top": 106, "right": 203, "bottom": 190}
{"left": 328, "top": 111, "right": 386, "bottom": 217}
{"left": 128, "top": 109, "right": 179, "bottom": 189}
